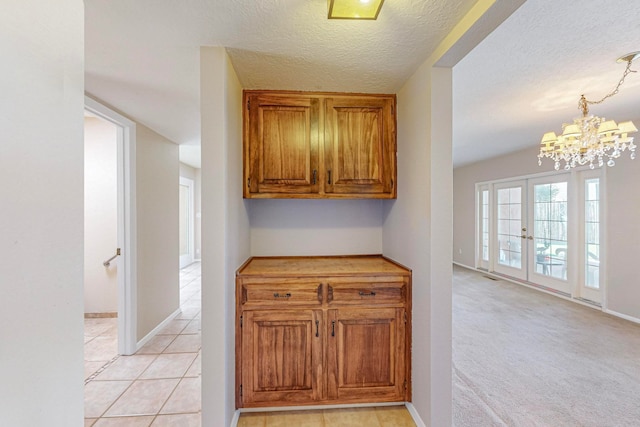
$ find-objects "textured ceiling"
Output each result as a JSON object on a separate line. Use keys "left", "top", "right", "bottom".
{"left": 453, "top": 0, "right": 640, "bottom": 167}
{"left": 84, "top": 0, "right": 478, "bottom": 168}
{"left": 85, "top": 0, "right": 640, "bottom": 169}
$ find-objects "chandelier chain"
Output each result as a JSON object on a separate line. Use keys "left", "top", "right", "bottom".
{"left": 585, "top": 59, "right": 636, "bottom": 106}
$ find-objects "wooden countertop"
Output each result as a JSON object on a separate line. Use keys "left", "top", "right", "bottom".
{"left": 236, "top": 255, "right": 410, "bottom": 277}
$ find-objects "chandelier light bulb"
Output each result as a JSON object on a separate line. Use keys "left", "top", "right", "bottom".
{"left": 538, "top": 52, "right": 639, "bottom": 170}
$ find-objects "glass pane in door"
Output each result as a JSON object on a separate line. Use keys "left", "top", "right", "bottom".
{"left": 482, "top": 190, "right": 489, "bottom": 262}
{"left": 585, "top": 178, "right": 600, "bottom": 289}
{"left": 533, "top": 182, "right": 568, "bottom": 280}
{"left": 497, "top": 187, "right": 522, "bottom": 268}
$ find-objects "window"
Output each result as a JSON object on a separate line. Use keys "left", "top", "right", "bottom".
{"left": 585, "top": 178, "right": 600, "bottom": 289}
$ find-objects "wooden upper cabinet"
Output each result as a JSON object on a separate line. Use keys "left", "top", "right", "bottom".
{"left": 245, "top": 93, "right": 320, "bottom": 196}
{"left": 324, "top": 96, "right": 395, "bottom": 197}
{"left": 243, "top": 91, "right": 396, "bottom": 199}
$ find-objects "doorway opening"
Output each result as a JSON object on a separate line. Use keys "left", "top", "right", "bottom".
{"left": 84, "top": 112, "right": 120, "bottom": 379}
{"left": 84, "top": 96, "right": 137, "bottom": 360}
{"left": 179, "top": 176, "right": 195, "bottom": 269}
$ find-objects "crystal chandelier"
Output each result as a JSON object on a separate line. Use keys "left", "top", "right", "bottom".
{"left": 538, "top": 52, "right": 639, "bottom": 170}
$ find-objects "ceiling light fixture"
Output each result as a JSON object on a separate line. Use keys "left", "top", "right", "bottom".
{"left": 328, "top": 0, "right": 384, "bottom": 20}
{"left": 538, "top": 52, "right": 639, "bottom": 170}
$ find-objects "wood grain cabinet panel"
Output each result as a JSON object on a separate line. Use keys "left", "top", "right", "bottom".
{"left": 243, "top": 91, "right": 396, "bottom": 199}
{"left": 245, "top": 93, "right": 320, "bottom": 196}
{"left": 235, "top": 255, "right": 411, "bottom": 408}
{"left": 241, "top": 309, "right": 323, "bottom": 405}
{"left": 327, "top": 308, "right": 405, "bottom": 402}
{"left": 324, "top": 96, "right": 395, "bottom": 196}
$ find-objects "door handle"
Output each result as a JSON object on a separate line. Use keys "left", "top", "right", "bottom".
{"left": 103, "top": 248, "right": 121, "bottom": 267}
{"left": 315, "top": 320, "right": 319, "bottom": 338}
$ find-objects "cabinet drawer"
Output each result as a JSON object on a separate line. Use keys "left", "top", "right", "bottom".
{"left": 327, "top": 280, "right": 407, "bottom": 306}
{"left": 240, "top": 280, "right": 323, "bottom": 307}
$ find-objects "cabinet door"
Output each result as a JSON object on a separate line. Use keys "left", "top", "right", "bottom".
{"left": 245, "top": 94, "right": 320, "bottom": 197}
{"left": 327, "top": 307, "right": 405, "bottom": 402}
{"left": 324, "top": 96, "right": 396, "bottom": 197}
{"left": 241, "top": 309, "right": 323, "bottom": 406}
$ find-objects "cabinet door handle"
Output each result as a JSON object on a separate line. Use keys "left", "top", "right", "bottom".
{"left": 359, "top": 291, "right": 376, "bottom": 297}
{"left": 312, "top": 169, "right": 317, "bottom": 185}
{"left": 331, "top": 320, "right": 335, "bottom": 337}
{"left": 273, "top": 292, "right": 291, "bottom": 299}
{"left": 327, "top": 169, "right": 332, "bottom": 185}
{"left": 315, "top": 320, "right": 320, "bottom": 337}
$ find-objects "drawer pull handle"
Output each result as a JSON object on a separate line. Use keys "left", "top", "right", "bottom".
{"left": 273, "top": 292, "right": 292, "bottom": 299}
{"left": 331, "top": 320, "right": 335, "bottom": 337}
{"left": 359, "top": 291, "right": 376, "bottom": 297}
{"left": 315, "top": 320, "right": 319, "bottom": 337}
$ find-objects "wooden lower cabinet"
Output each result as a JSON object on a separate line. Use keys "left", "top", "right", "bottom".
{"left": 327, "top": 308, "right": 405, "bottom": 402}
{"left": 236, "top": 255, "right": 411, "bottom": 408}
{"left": 241, "top": 309, "right": 323, "bottom": 405}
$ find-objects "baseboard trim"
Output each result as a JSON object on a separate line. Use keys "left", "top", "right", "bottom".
{"left": 229, "top": 402, "right": 414, "bottom": 426}
{"left": 405, "top": 402, "right": 426, "bottom": 427}
{"left": 453, "top": 261, "right": 476, "bottom": 270}
{"left": 603, "top": 309, "right": 640, "bottom": 325}
{"left": 84, "top": 312, "right": 117, "bottom": 318}
{"left": 229, "top": 410, "right": 241, "bottom": 427}
{"left": 135, "top": 308, "right": 181, "bottom": 351}
{"left": 454, "top": 264, "right": 640, "bottom": 325}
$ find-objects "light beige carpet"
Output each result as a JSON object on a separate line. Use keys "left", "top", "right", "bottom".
{"left": 453, "top": 265, "right": 640, "bottom": 427}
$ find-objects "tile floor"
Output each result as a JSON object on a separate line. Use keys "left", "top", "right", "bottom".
{"left": 84, "top": 261, "right": 202, "bottom": 427}
{"left": 237, "top": 406, "right": 417, "bottom": 427}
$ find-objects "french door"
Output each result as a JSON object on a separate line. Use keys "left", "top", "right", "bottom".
{"left": 493, "top": 181, "right": 527, "bottom": 280}
{"left": 479, "top": 171, "right": 602, "bottom": 301}
{"left": 527, "top": 175, "right": 570, "bottom": 293}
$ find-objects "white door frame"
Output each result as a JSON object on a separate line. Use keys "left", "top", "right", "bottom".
{"left": 179, "top": 176, "right": 195, "bottom": 269}
{"left": 85, "top": 96, "right": 137, "bottom": 355}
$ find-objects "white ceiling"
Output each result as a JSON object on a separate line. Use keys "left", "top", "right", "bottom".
{"left": 85, "top": 0, "right": 640, "bottom": 169}
{"left": 453, "top": 0, "right": 640, "bottom": 167}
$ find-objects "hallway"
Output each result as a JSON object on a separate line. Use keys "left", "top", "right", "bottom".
{"left": 84, "top": 262, "right": 201, "bottom": 426}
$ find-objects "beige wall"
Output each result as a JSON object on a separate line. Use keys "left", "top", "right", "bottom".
{"left": 382, "top": 61, "right": 454, "bottom": 426}
{"left": 0, "top": 0, "right": 85, "bottom": 425}
{"left": 180, "top": 162, "right": 202, "bottom": 260}
{"left": 84, "top": 117, "right": 119, "bottom": 313}
{"left": 223, "top": 51, "right": 251, "bottom": 425}
{"left": 136, "top": 124, "right": 180, "bottom": 339}
{"left": 249, "top": 200, "right": 383, "bottom": 256}
{"left": 453, "top": 144, "right": 640, "bottom": 320}
{"left": 200, "top": 47, "right": 251, "bottom": 427}
{"left": 600, "top": 156, "right": 640, "bottom": 319}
